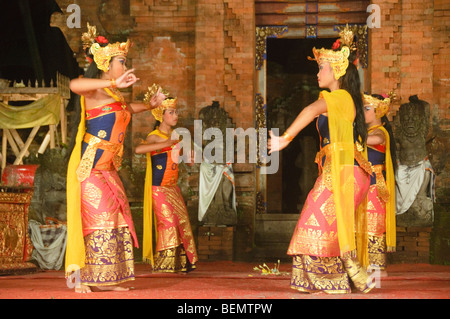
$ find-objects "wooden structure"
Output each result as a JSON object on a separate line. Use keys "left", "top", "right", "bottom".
{"left": 0, "top": 186, "right": 36, "bottom": 275}
{"left": 0, "top": 73, "right": 70, "bottom": 173}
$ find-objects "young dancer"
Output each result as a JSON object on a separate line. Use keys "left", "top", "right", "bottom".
{"left": 269, "top": 27, "right": 374, "bottom": 293}
{"left": 136, "top": 94, "right": 198, "bottom": 273}
{"left": 66, "top": 23, "right": 165, "bottom": 293}
{"left": 363, "top": 93, "right": 397, "bottom": 272}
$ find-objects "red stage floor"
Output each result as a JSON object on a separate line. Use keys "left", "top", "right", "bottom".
{"left": 0, "top": 261, "right": 449, "bottom": 300}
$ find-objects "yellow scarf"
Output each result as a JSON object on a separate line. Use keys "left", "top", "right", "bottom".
{"left": 65, "top": 88, "right": 123, "bottom": 275}
{"left": 368, "top": 125, "right": 396, "bottom": 252}
{"left": 65, "top": 95, "right": 86, "bottom": 275}
{"left": 320, "top": 89, "right": 368, "bottom": 263}
{"left": 142, "top": 129, "right": 168, "bottom": 265}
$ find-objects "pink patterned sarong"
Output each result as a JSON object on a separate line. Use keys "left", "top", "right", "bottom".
{"left": 152, "top": 185, "right": 198, "bottom": 270}
{"left": 288, "top": 166, "right": 370, "bottom": 258}
{"left": 79, "top": 169, "right": 138, "bottom": 286}
{"left": 80, "top": 169, "right": 137, "bottom": 244}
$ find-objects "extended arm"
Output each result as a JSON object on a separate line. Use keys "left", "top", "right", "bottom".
{"left": 135, "top": 135, "right": 179, "bottom": 154}
{"left": 367, "top": 129, "right": 386, "bottom": 146}
{"left": 269, "top": 98, "right": 327, "bottom": 153}
{"left": 128, "top": 88, "right": 166, "bottom": 114}
{"left": 69, "top": 69, "right": 138, "bottom": 97}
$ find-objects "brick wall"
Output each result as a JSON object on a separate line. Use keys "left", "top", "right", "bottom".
{"left": 369, "top": 0, "right": 449, "bottom": 189}
{"left": 369, "top": 1, "right": 450, "bottom": 264}
{"left": 390, "top": 227, "right": 431, "bottom": 264}
{"left": 198, "top": 226, "right": 234, "bottom": 261}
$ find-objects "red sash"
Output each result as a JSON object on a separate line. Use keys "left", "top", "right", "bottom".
{"left": 85, "top": 101, "right": 127, "bottom": 120}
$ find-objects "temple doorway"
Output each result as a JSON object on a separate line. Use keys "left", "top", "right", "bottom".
{"left": 253, "top": 37, "right": 336, "bottom": 261}
{"left": 266, "top": 37, "right": 335, "bottom": 214}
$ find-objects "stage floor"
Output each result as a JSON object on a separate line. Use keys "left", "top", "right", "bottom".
{"left": 0, "top": 261, "right": 449, "bottom": 300}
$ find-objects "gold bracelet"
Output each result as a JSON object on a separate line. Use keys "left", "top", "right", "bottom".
{"left": 282, "top": 132, "right": 294, "bottom": 142}
{"left": 110, "top": 78, "right": 117, "bottom": 88}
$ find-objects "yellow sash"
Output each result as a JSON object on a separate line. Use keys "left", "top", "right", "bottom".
{"left": 65, "top": 95, "right": 86, "bottom": 275}
{"left": 320, "top": 90, "right": 369, "bottom": 265}
{"left": 368, "top": 125, "right": 396, "bottom": 252}
{"left": 142, "top": 129, "right": 169, "bottom": 265}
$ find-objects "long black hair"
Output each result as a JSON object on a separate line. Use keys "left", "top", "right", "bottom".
{"left": 338, "top": 56, "right": 367, "bottom": 147}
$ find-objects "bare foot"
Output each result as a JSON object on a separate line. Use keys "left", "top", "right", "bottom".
{"left": 75, "top": 285, "right": 92, "bottom": 293}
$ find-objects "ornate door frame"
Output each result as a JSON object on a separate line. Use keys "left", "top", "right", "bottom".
{"left": 254, "top": 24, "right": 368, "bottom": 215}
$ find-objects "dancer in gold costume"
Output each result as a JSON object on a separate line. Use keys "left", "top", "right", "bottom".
{"left": 136, "top": 93, "right": 198, "bottom": 273}
{"left": 363, "top": 93, "right": 397, "bottom": 272}
{"left": 66, "top": 24, "right": 165, "bottom": 293}
{"left": 269, "top": 27, "right": 374, "bottom": 294}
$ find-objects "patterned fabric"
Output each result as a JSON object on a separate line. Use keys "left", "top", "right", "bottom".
{"left": 80, "top": 228, "right": 134, "bottom": 286}
{"left": 367, "top": 184, "right": 386, "bottom": 237}
{"left": 151, "top": 147, "right": 179, "bottom": 186}
{"left": 368, "top": 234, "right": 387, "bottom": 270}
{"left": 153, "top": 245, "right": 196, "bottom": 273}
{"left": 291, "top": 255, "right": 350, "bottom": 294}
{"left": 78, "top": 99, "right": 130, "bottom": 181}
{"left": 290, "top": 254, "right": 373, "bottom": 294}
{"left": 80, "top": 169, "right": 136, "bottom": 240}
{"left": 152, "top": 185, "right": 198, "bottom": 270}
{"left": 287, "top": 165, "right": 370, "bottom": 257}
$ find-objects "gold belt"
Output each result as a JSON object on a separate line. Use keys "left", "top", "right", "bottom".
{"left": 76, "top": 133, "right": 124, "bottom": 182}
{"left": 315, "top": 143, "right": 373, "bottom": 177}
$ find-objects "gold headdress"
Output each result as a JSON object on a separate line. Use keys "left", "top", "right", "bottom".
{"left": 81, "top": 23, "right": 131, "bottom": 72}
{"left": 151, "top": 98, "right": 177, "bottom": 122}
{"left": 363, "top": 91, "right": 396, "bottom": 119}
{"left": 308, "top": 25, "right": 356, "bottom": 80}
{"left": 144, "top": 83, "right": 176, "bottom": 122}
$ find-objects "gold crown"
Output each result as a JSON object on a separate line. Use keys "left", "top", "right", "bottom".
{"left": 151, "top": 98, "right": 178, "bottom": 122}
{"left": 308, "top": 25, "right": 355, "bottom": 80}
{"left": 143, "top": 83, "right": 170, "bottom": 105}
{"left": 338, "top": 25, "right": 356, "bottom": 50}
{"left": 81, "top": 23, "right": 131, "bottom": 72}
{"left": 310, "top": 46, "right": 350, "bottom": 80}
{"left": 363, "top": 92, "right": 396, "bottom": 119}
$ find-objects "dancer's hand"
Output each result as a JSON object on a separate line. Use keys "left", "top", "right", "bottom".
{"left": 115, "top": 69, "right": 140, "bottom": 88}
{"left": 268, "top": 130, "right": 290, "bottom": 154}
{"left": 149, "top": 88, "right": 166, "bottom": 109}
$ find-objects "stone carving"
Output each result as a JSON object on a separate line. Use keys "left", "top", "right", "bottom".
{"left": 395, "top": 95, "right": 435, "bottom": 227}
{"left": 198, "top": 102, "right": 237, "bottom": 226}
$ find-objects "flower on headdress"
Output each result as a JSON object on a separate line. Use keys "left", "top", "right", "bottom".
{"left": 332, "top": 39, "right": 341, "bottom": 50}
{"left": 95, "top": 36, "right": 108, "bottom": 44}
